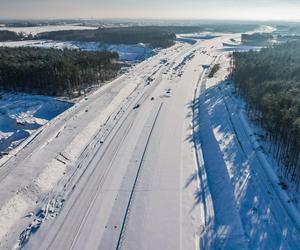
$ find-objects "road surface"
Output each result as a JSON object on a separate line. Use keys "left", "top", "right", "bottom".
{"left": 0, "top": 31, "right": 299, "bottom": 250}
{"left": 23, "top": 36, "right": 220, "bottom": 250}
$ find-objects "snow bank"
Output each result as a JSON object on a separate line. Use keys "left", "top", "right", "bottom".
{"left": 34, "top": 158, "right": 66, "bottom": 193}
{"left": 63, "top": 73, "right": 139, "bottom": 162}
{"left": 0, "top": 194, "right": 31, "bottom": 242}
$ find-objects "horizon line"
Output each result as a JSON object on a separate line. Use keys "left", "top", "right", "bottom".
{"left": 1, "top": 17, "right": 300, "bottom": 23}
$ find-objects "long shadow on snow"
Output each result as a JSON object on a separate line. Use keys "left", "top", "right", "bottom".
{"left": 186, "top": 83, "right": 247, "bottom": 249}
{"left": 185, "top": 81, "right": 300, "bottom": 249}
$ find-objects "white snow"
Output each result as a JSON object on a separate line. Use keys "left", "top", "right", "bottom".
{"left": 239, "top": 110, "right": 300, "bottom": 231}
{"left": 0, "top": 194, "right": 30, "bottom": 243}
{"left": 222, "top": 44, "right": 262, "bottom": 52}
{"left": 0, "top": 92, "right": 72, "bottom": 153}
{"left": 34, "top": 159, "right": 66, "bottom": 193}
{"left": 0, "top": 25, "right": 97, "bottom": 36}
{"left": 62, "top": 73, "right": 144, "bottom": 162}
{"left": 0, "top": 40, "right": 157, "bottom": 61}
{"left": 256, "top": 25, "right": 277, "bottom": 34}
{"left": 197, "top": 52, "right": 300, "bottom": 248}
{"left": 0, "top": 42, "right": 186, "bottom": 249}
{"left": 0, "top": 29, "right": 298, "bottom": 249}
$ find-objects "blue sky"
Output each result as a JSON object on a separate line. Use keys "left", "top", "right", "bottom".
{"left": 1, "top": 0, "right": 300, "bottom": 20}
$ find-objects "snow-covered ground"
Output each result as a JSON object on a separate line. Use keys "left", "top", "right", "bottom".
{"left": 222, "top": 44, "right": 262, "bottom": 52}
{"left": 220, "top": 24, "right": 275, "bottom": 53}
{"left": 0, "top": 25, "right": 97, "bottom": 35}
{"left": 177, "top": 32, "right": 220, "bottom": 40}
{"left": 194, "top": 52, "right": 300, "bottom": 248}
{"left": 0, "top": 31, "right": 224, "bottom": 62}
{"left": 0, "top": 92, "right": 72, "bottom": 153}
{"left": 0, "top": 40, "right": 157, "bottom": 62}
{"left": 256, "top": 25, "right": 277, "bottom": 34}
{"left": 0, "top": 41, "right": 194, "bottom": 248}
{"left": 176, "top": 32, "right": 221, "bottom": 45}
{"left": 0, "top": 28, "right": 298, "bottom": 249}
{"left": 221, "top": 36, "right": 262, "bottom": 52}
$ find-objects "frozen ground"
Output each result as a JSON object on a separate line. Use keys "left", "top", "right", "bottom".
{"left": 0, "top": 32, "right": 223, "bottom": 62}
{"left": 0, "top": 24, "right": 156, "bottom": 62}
{"left": 0, "top": 25, "right": 97, "bottom": 36}
{"left": 176, "top": 32, "right": 221, "bottom": 45}
{"left": 0, "top": 41, "right": 197, "bottom": 249}
{"left": 0, "top": 91, "right": 72, "bottom": 153}
{"left": 256, "top": 25, "right": 277, "bottom": 34}
{"left": 221, "top": 44, "right": 262, "bottom": 52}
{"left": 0, "top": 27, "right": 298, "bottom": 250}
{"left": 194, "top": 52, "right": 300, "bottom": 249}
{"left": 0, "top": 40, "right": 157, "bottom": 62}
{"left": 220, "top": 38, "right": 262, "bottom": 52}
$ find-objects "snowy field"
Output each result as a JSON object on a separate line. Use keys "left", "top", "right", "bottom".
{"left": 0, "top": 92, "right": 72, "bottom": 153}
{"left": 0, "top": 25, "right": 97, "bottom": 35}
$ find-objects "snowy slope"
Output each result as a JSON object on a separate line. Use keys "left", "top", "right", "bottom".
{"left": 194, "top": 53, "right": 300, "bottom": 249}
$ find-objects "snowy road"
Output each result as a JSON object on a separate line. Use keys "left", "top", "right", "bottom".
{"left": 0, "top": 35, "right": 218, "bottom": 248}
{"left": 0, "top": 31, "right": 299, "bottom": 250}
{"left": 22, "top": 37, "right": 218, "bottom": 250}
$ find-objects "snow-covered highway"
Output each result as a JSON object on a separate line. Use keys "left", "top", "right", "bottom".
{"left": 22, "top": 36, "right": 216, "bottom": 250}
{"left": 0, "top": 31, "right": 299, "bottom": 249}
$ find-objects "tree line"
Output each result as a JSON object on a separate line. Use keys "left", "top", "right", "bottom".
{"left": 36, "top": 25, "right": 259, "bottom": 47}
{"left": 36, "top": 26, "right": 178, "bottom": 48}
{"left": 0, "top": 24, "right": 260, "bottom": 48}
{"left": 0, "top": 47, "right": 119, "bottom": 97}
{"left": 241, "top": 32, "right": 300, "bottom": 46}
{"left": 241, "top": 33, "right": 273, "bottom": 46}
{"left": 232, "top": 41, "right": 300, "bottom": 189}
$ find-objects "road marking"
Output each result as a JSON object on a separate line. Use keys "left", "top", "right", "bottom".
{"left": 116, "top": 103, "right": 164, "bottom": 250}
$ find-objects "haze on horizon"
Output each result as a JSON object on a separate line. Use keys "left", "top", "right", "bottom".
{"left": 0, "top": 0, "right": 300, "bottom": 21}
